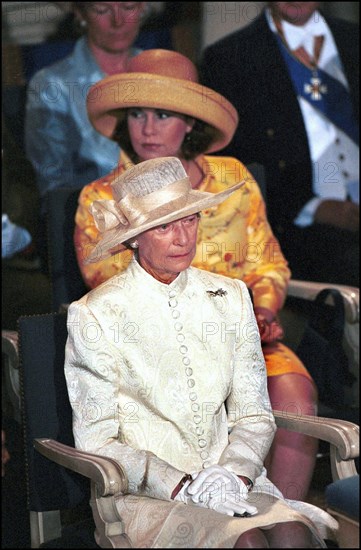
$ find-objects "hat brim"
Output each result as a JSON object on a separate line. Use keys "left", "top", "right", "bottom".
{"left": 87, "top": 73, "right": 239, "bottom": 153}
{"left": 84, "top": 180, "right": 245, "bottom": 264}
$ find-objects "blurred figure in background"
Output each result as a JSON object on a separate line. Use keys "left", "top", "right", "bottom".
{"left": 200, "top": 2, "right": 359, "bottom": 287}
{"left": 24, "top": 2, "right": 149, "bottom": 271}
{"left": 2, "top": 123, "right": 51, "bottom": 329}
{"left": 2, "top": 214, "right": 31, "bottom": 261}
{"left": 25, "top": 2, "right": 149, "bottom": 204}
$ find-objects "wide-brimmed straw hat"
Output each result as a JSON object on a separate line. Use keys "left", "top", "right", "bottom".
{"left": 85, "top": 156, "right": 244, "bottom": 263}
{"left": 86, "top": 49, "right": 239, "bottom": 154}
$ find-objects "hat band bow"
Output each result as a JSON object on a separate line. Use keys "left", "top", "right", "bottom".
{"left": 90, "top": 177, "right": 191, "bottom": 234}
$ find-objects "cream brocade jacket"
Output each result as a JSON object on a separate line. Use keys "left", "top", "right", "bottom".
{"left": 65, "top": 260, "right": 276, "bottom": 500}
{"left": 65, "top": 261, "right": 336, "bottom": 547}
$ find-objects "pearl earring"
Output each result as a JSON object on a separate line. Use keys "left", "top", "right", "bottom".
{"left": 80, "top": 19, "right": 87, "bottom": 29}
{"left": 130, "top": 241, "right": 139, "bottom": 249}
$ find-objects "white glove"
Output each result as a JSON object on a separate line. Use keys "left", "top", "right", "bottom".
{"left": 174, "top": 473, "right": 214, "bottom": 510}
{"left": 186, "top": 465, "right": 258, "bottom": 517}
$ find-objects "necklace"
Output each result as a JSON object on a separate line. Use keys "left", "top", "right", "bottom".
{"left": 273, "top": 17, "right": 327, "bottom": 101}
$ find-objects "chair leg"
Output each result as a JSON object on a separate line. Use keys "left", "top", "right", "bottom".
{"left": 30, "top": 510, "right": 62, "bottom": 548}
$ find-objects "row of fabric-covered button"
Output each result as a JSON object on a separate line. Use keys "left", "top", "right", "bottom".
{"left": 168, "top": 289, "right": 209, "bottom": 465}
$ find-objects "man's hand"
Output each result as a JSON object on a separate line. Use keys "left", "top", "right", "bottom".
{"left": 315, "top": 200, "right": 359, "bottom": 232}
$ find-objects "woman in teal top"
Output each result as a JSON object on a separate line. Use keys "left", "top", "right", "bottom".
{"left": 24, "top": 2, "right": 148, "bottom": 209}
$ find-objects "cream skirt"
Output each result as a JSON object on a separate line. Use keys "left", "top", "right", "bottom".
{"left": 114, "top": 490, "right": 336, "bottom": 548}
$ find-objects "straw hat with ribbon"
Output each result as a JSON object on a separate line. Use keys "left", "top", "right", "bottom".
{"left": 86, "top": 157, "right": 244, "bottom": 263}
{"left": 86, "top": 49, "right": 239, "bottom": 154}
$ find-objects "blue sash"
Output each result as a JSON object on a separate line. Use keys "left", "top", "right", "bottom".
{"left": 277, "top": 35, "right": 359, "bottom": 145}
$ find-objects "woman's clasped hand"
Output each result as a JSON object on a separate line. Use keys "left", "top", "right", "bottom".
{"left": 175, "top": 465, "right": 258, "bottom": 517}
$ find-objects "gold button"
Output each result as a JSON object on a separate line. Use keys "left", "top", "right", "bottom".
{"left": 267, "top": 128, "right": 275, "bottom": 138}
{"left": 278, "top": 160, "right": 286, "bottom": 170}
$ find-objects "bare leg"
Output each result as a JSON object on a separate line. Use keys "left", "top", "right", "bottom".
{"left": 234, "top": 522, "right": 314, "bottom": 548}
{"left": 234, "top": 528, "right": 269, "bottom": 548}
{"left": 265, "top": 521, "right": 314, "bottom": 548}
{"left": 265, "top": 373, "right": 318, "bottom": 500}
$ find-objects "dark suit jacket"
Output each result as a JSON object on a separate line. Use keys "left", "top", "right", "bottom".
{"left": 200, "top": 12, "right": 359, "bottom": 248}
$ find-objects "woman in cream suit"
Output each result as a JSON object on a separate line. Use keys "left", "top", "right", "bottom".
{"left": 65, "top": 156, "right": 336, "bottom": 548}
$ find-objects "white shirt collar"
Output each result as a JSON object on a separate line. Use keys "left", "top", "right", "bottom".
{"left": 266, "top": 8, "right": 338, "bottom": 66}
{"left": 282, "top": 12, "right": 328, "bottom": 53}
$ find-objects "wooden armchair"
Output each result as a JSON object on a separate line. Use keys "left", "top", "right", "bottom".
{"left": 34, "top": 413, "right": 359, "bottom": 548}
{"left": 281, "top": 281, "right": 359, "bottom": 412}
{"left": 34, "top": 411, "right": 359, "bottom": 548}
{"left": 14, "top": 312, "right": 360, "bottom": 548}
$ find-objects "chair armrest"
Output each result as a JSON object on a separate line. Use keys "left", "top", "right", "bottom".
{"left": 34, "top": 439, "right": 132, "bottom": 547}
{"left": 287, "top": 279, "right": 359, "bottom": 324}
{"left": 34, "top": 438, "right": 128, "bottom": 496}
{"left": 1, "top": 330, "right": 19, "bottom": 354}
{"left": 2, "top": 330, "right": 21, "bottom": 423}
{"left": 273, "top": 411, "right": 359, "bottom": 481}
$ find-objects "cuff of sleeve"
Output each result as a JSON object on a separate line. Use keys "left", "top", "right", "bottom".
{"left": 171, "top": 473, "right": 193, "bottom": 500}
{"left": 294, "top": 197, "right": 322, "bottom": 227}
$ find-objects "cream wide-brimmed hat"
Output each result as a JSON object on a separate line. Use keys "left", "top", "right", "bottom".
{"left": 85, "top": 156, "right": 244, "bottom": 263}
{"left": 86, "top": 49, "right": 239, "bottom": 154}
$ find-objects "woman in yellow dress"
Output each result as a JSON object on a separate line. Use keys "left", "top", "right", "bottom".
{"left": 74, "top": 49, "right": 318, "bottom": 501}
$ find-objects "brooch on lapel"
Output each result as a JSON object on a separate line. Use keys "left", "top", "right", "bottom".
{"left": 206, "top": 288, "right": 227, "bottom": 297}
